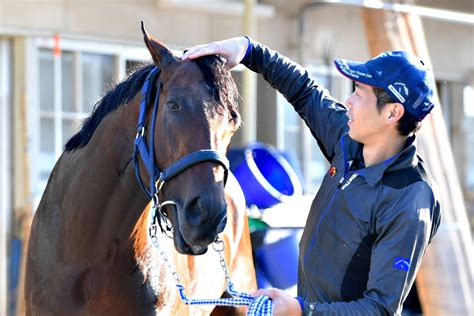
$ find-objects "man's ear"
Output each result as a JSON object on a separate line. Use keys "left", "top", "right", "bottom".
{"left": 387, "top": 103, "right": 405, "bottom": 123}
{"left": 141, "top": 22, "right": 179, "bottom": 68}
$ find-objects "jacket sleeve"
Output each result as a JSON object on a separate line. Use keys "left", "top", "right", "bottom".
{"left": 302, "top": 182, "right": 441, "bottom": 315}
{"left": 241, "top": 38, "right": 348, "bottom": 161}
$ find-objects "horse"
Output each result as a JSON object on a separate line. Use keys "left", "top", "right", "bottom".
{"left": 24, "top": 26, "right": 256, "bottom": 315}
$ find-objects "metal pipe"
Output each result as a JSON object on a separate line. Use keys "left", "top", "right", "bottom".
{"left": 242, "top": 0, "right": 258, "bottom": 144}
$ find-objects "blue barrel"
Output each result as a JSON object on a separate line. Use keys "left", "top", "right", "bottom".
{"left": 255, "top": 230, "right": 300, "bottom": 289}
{"left": 232, "top": 142, "right": 302, "bottom": 209}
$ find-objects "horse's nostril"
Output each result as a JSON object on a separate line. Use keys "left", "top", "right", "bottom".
{"left": 185, "top": 196, "right": 207, "bottom": 226}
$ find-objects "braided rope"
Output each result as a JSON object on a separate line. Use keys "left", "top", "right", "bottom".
{"left": 148, "top": 204, "right": 273, "bottom": 315}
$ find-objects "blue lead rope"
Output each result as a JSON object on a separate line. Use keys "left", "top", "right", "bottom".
{"left": 248, "top": 296, "right": 273, "bottom": 315}
{"left": 148, "top": 206, "right": 272, "bottom": 315}
{"left": 177, "top": 281, "right": 272, "bottom": 315}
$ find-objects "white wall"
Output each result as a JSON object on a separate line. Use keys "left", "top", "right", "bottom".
{"left": 0, "top": 1, "right": 281, "bottom": 49}
{"left": 423, "top": 18, "right": 474, "bottom": 81}
{"left": 302, "top": 5, "right": 473, "bottom": 83}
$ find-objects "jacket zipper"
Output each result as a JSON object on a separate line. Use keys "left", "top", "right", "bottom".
{"left": 303, "top": 182, "right": 342, "bottom": 265}
{"left": 302, "top": 136, "right": 349, "bottom": 299}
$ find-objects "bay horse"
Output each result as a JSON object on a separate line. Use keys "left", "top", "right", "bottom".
{"left": 24, "top": 26, "right": 256, "bottom": 315}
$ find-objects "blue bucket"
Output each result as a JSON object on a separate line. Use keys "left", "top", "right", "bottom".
{"left": 255, "top": 230, "right": 300, "bottom": 289}
{"left": 232, "top": 142, "right": 302, "bottom": 209}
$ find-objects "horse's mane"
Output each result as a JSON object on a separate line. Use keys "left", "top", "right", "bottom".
{"left": 64, "top": 64, "right": 154, "bottom": 152}
{"left": 64, "top": 56, "right": 239, "bottom": 152}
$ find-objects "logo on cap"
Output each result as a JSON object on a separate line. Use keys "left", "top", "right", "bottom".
{"left": 394, "top": 82, "right": 409, "bottom": 97}
{"left": 388, "top": 84, "right": 406, "bottom": 103}
{"left": 422, "top": 101, "right": 434, "bottom": 112}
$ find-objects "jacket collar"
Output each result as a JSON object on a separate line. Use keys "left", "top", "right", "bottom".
{"left": 342, "top": 134, "right": 418, "bottom": 187}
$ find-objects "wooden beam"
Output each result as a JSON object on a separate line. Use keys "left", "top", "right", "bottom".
{"left": 12, "top": 36, "right": 33, "bottom": 316}
{"left": 362, "top": 8, "right": 473, "bottom": 315}
{"left": 13, "top": 37, "right": 32, "bottom": 235}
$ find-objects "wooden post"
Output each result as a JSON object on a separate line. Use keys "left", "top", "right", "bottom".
{"left": 12, "top": 36, "right": 34, "bottom": 316}
{"left": 362, "top": 8, "right": 473, "bottom": 315}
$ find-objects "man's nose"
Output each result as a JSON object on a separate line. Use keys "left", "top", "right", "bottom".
{"left": 345, "top": 95, "right": 354, "bottom": 109}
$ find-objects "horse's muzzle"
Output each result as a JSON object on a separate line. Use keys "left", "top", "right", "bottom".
{"left": 178, "top": 194, "right": 228, "bottom": 248}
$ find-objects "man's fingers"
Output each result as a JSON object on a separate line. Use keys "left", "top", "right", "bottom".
{"left": 182, "top": 46, "right": 203, "bottom": 60}
{"left": 251, "top": 288, "right": 277, "bottom": 298}
{"left": 182, "top": 43, "right": 222, "bottom": 60}
{"left": 250, "top": 289, "right": 265, "bottom": 297}
{"left": 181, "top": 38, "right": 243, "bottom": 70}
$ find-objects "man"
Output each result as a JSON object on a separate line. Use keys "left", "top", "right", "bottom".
{"left": 183, "top": 37, "right": 441, "bottom": 315}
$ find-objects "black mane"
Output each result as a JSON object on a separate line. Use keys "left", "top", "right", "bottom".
{"left": 64, "top": 56, "right": 238, "bottom": 152}
{"left": 64, "top": 64, "right": 155, "bottom": 151}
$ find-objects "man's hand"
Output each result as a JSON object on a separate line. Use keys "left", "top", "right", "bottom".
{"left": 252, "top": 288, "right": 303, "bottom": 316}
{"left": 182, "top": 36, "right": 249, "bottom": 69}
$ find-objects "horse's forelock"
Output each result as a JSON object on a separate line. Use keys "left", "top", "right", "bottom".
{"left": 195, "top": 56, "right": 239, "bottom": 117}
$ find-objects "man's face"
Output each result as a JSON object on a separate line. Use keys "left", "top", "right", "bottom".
{"left": 345, "top": 82, "right": 386, "bottom": 144}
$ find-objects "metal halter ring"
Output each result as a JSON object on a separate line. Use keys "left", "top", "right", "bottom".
{"left": 212, "top": 237, "right": 225, "bottom": 253}
{"left": 135, "top": 126, "right": 145, "bottom": 139}
{"left": 158, "top": 200, "right": 177, "bottom": 237}
{"left": 154, "top": 177, "right": 166, "bottom": 195}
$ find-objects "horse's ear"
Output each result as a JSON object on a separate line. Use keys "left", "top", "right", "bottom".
{"left": 141, "top": 22, "right": 178, "bottom": 68}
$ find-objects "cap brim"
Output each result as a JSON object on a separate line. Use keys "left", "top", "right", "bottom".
{"left": 334, "top": 59, "right": 380, "bottom": 87}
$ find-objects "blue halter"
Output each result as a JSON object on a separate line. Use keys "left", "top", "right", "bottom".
{"left": 133, "top": 66, "right": 273, "bottom": 316}
{"left": 132, "top": 66, "right": 230, "bottom": 205}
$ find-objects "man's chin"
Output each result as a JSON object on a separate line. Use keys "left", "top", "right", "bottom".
{"left": 348, "top": 130, "right": 359, "bottom": 142}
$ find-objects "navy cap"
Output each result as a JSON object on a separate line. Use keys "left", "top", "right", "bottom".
{"left": 334, "top": 51, "right": 436, "bottom": 121}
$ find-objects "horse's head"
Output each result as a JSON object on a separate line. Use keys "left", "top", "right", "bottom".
{"left": 141, "top": 27, "right": 241, "bottom": 255}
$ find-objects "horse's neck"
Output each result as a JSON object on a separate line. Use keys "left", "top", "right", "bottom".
{"left": 57, "top": 96, "right": 150, "bottom": 262}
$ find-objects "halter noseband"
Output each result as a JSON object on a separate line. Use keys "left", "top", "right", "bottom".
{"left": 132, "top": 66, "right": 230, "bottom": 207}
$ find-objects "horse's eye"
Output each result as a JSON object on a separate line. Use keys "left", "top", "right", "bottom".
{"left": 166, "top": 101, "right": 180, "bottom": 111}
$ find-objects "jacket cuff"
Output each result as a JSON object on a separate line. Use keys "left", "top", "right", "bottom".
{"left": 240, "top": 35, "right": 252, "bottom": 64}
{"left": 295, "top": 296, "right": 304, "bottom": 313}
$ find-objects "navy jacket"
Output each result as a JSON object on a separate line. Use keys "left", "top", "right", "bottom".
{"left": 241, "top": 39, "right": 441, "bottom": 315}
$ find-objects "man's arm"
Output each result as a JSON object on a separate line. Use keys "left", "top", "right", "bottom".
{"left": 184, "top": 37, "right": 348, "bottom": 161}
{"left": 241, "top": 37, "right": 348, "bottom": 160}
